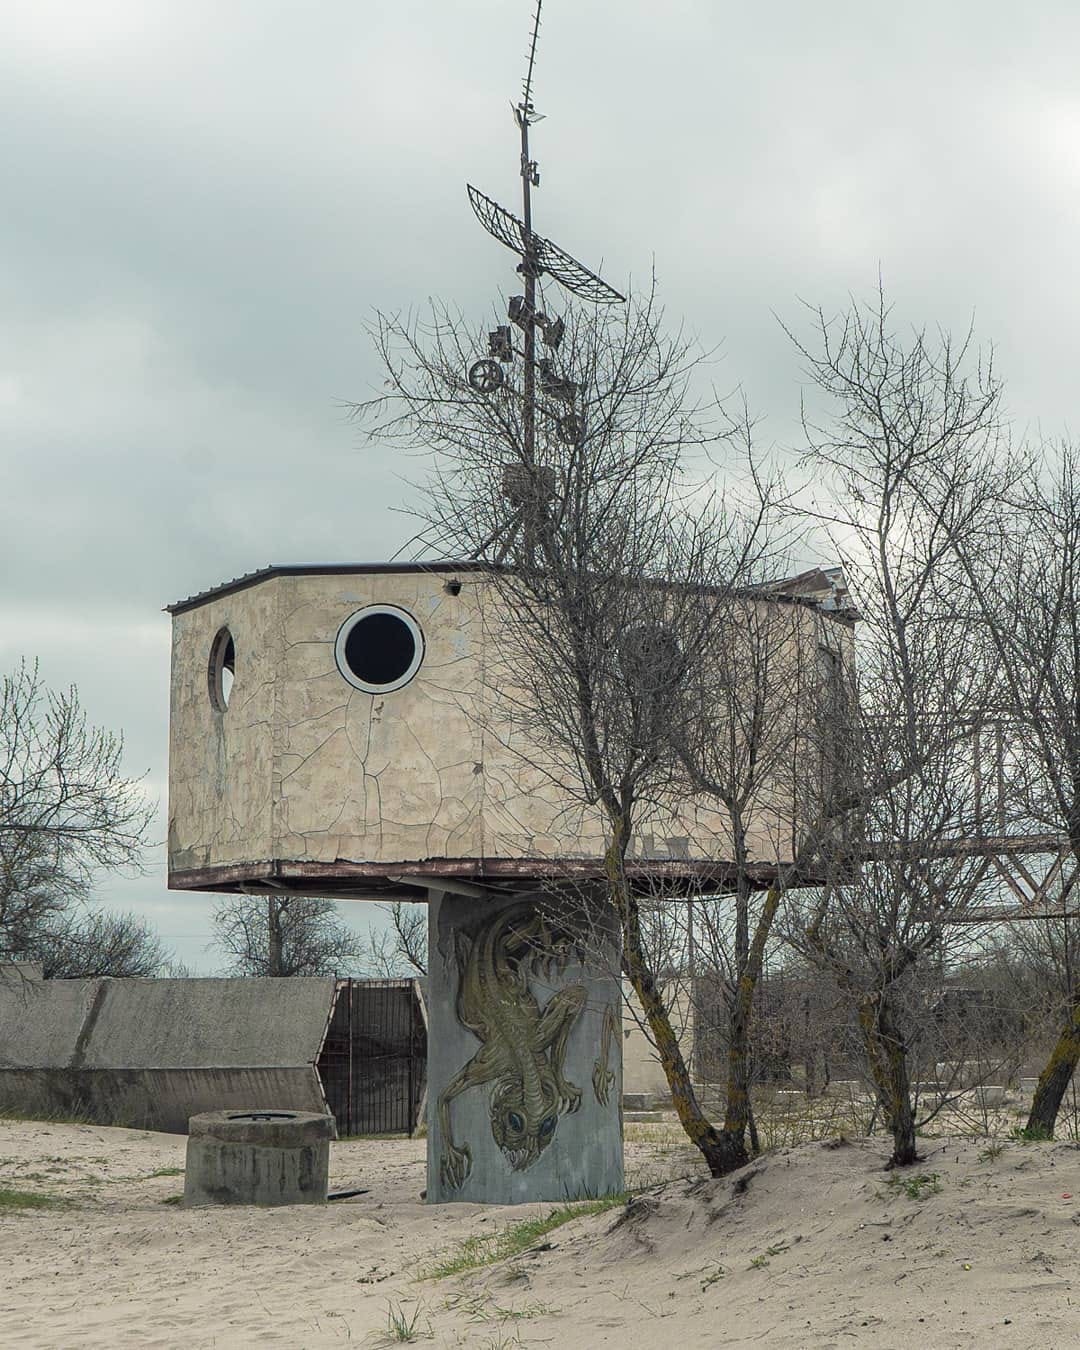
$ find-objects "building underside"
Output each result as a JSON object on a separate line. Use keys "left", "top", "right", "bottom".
{"left": 168, "top": 854, "right": 834, "bottom": 904}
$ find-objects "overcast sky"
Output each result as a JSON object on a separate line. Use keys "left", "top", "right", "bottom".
{"left": 3, "top": 1, "right": 1078, "bottom": 970}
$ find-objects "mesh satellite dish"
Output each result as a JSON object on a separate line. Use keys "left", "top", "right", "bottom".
{"left": 466, "top": 186, "right": 625, "bottom": 308}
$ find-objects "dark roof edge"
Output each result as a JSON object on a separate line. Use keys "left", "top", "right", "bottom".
{"left": 165, "top": 560, "right": 493, "bottom": 615}
{"left": 166, "top": 559, "right": 856, "bottom": 625}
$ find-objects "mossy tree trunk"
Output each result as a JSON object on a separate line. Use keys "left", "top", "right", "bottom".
{"left": 1025, "top": 838, "right": 1080, "bottom": 1137}
{"left": 719, "top": 882, "right": 784, "bottom": 1168}
{"left": 605, "top": 833, "right": 750, "bottom": 1178}
{"left": 857, "top": 990, "right": 918, "bottom": 1167}
{"left": 1026, "top": 1000, "right": 1080, "bottom": 1138}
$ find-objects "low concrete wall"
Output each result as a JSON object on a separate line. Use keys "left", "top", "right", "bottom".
{"left": 0, "top": 1066, "right": 326, "bottom": 1133}
{"left": 0, "top": 975, "right": 336, "bottom": 1132}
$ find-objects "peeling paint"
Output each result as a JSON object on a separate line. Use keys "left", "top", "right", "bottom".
{"left": 168, "top": 569, "right": 845, "bottom": 890}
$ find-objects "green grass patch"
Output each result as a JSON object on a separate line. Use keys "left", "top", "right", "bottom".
{"left": 1010, "top": 1123, "right": 1053, "bottom": 1143}
{"left": 147, "top": 1167, "right": 185, "bottom": 1179}
{"left": 421, "top": 1194, "right": 626, "bottom": 1280}
{"left": 0, "top": 1107, "right": 100, "bottom": 1128}
{"left": 885, "top": 1171, "right": 941, "bottom": 1200}
{"left": 442, "top": 1291, "right": 552, "bottom": 1323}
{"left": 748, "top": 1241, "right": 789, "bottom": 1270}
{"left": 384, "top": 1300, "right": 431, "bottom": 1343}
{"left": 0, "top": 1187, "right": 68, "bottom": 1211}
{"left": 978, "top": 1142, "right": 1006, "bottom": 1163}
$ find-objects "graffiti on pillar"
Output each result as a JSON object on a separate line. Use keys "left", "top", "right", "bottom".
{"left": 438, "top": 903, "right": 588, "bottom": 1191}
{"left": 591, "top": 1002, "right": 618, "bottom": 1106}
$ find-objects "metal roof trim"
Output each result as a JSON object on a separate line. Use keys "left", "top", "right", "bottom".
{"left": 164, "top": 559, "right": 857, "bottom": 623}
{"left": 165, "top": 560, "right": 495, "bottom": 615}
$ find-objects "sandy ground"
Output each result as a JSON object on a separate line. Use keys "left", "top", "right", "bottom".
{"left": 0, "top": 1121, "right": 1078, "bottom": 1349}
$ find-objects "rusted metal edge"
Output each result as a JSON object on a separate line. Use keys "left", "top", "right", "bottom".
{"left": 165, "top": 561, "right": 856, "bottom": 624}
{"left": 168, "top": 854, "right": 825, "bottom": 899}
{"left": 165, "top": 560, "right": 493, "bottom": 616}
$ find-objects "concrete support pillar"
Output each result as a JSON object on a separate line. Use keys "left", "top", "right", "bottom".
{"left": 426, "top": 889, "right": 623, "bottom": 1205}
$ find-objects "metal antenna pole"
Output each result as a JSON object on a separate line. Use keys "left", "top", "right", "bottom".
{"left": 518, "top": 0, "right": 542, "bottom": 469}
{"left": 520, "top": 115, "right": 536, "bottom": 467}
{"left": 462, "top": 0, "right": 624, "bottom": 559}
{"left": 522, "top": 0, "right": 542, "bottom": 110}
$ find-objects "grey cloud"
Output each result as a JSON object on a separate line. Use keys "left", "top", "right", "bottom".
{"left": 3, "top": 0, "right": 1079, "bottom": 965}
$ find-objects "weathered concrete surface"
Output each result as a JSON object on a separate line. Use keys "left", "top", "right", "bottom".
{"left": 0, "top": 971, "right": 102, "bottom": 1068}
{"left": 167, "top": 566, "right": 846, "bottom": 886}
{"left": 183, "top": 1109, "right": 333, "bottom": 1207}
{"left": 0, "top": 977, "right": 336, "bottom": 1131}
{"left": 81, "top": 976, "right": 338, "bottom": 1069}
{"left": 0, "top": 1066, "right": 328, "bottom": 1132}
{"left": 426, "top": 890, "right": 622, "bottom": 1205}
{"left": 621, "top": 977, "right": 693, "bottom": 1100}
{"left": 169, "top": 570, "right": 484, "bottom": 878}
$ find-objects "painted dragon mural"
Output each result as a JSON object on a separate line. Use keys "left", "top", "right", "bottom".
{"left": 437, "top": 902, "right": 615, "bottom": 1191}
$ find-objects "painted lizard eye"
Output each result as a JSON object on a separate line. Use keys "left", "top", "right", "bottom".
{"left": 539, "top": 1115, "right": 556, "bottom": 1138}
{"left": 507, "top": 1112, "right": 524, "bottom": 1133}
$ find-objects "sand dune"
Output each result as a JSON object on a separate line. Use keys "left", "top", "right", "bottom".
{"left": 0, "top": 1120, "right": 1077, "bottom": 1347}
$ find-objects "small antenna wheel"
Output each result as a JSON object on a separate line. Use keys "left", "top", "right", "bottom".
{"left": 555, "top": 413, "right": 585, "bottom": 444}
{"left": 468, "top": 359, "right": 505, "bottom": 394}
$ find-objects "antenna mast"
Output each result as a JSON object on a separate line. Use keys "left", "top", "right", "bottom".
{"left": 463, "top": 1, "right": 625, "bottom": 555}
{"left": 517, "top": 0, "right": 543, "bottom": 466}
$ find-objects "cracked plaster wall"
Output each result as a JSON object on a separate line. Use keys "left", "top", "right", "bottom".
{"left": 168, "top": 579, "right": 280, "bottom": 872}
{"left": 168, "top": 570, "right": 848, "bottom": 877}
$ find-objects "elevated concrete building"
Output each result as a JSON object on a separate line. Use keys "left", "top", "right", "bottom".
{"left": 166, "top": 560, "right": 853, "bottom": 1203}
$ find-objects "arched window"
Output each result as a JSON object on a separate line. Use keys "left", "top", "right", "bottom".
{"left": 208, "top": 627, "right": 235, "bottom": 711}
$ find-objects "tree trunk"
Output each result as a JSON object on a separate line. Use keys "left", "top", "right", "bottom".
{"left": 804, "top": 995, "right": 818, "bottom": 1097}
{"left": 1026, "top": 1000, "right": 1080, "bottom": 1138}
{"left": 717, "top": 996, "right": 752, "bottom": 1173}
{"left": 858, "top": 991, "right": 918, "bottom": 1167}
{"left": 720, "top": 883, "right": 783, "bottom": 1161}
{"left": 747, "top": 1099, "right": 761, "bottom": 1155}
{"left": 606, "top": 842, "right": 747, "bottom": 1177}
{"left": 267, "top": 897, "right": 284, "bottom": 977}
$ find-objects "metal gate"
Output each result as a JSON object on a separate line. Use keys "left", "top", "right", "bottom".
{"left": 318, "top": 978, "right": 427, "bottom": 1136}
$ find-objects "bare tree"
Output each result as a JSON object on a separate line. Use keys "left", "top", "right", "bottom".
{"left": 0, "top": 660, "right": 154, "bottom": 963}
{"left": 23, "top": 908, "right": 175, "bottom": 979}
{"left": 383, "top": 902, "right": 427, "bottom": 975}
{"left": 791, "top": 861, "right": 999, "bottom": 1164}
{"left": 663, "top": 575, "right": 850, "bottom": 1168}
{"left": 973, "top": 917, "right": 1079, "bottom": 1127}
{"left": 211, "top": 894, "right": 364, "bottom": 977}
{"left": 352, "top": 903, "right": 428, "bottom": 977}
{"left": 359, "top": 285, "right": 787, "bottom": 1176}
{"left": 783, "top": 291, "right": 1012, "bottom": 1165}
{"left": 0, "top": 831, "right": 78, "bottom": 961}
{"left": 939, "top": 442, "right": 1080, "bottom": 1136}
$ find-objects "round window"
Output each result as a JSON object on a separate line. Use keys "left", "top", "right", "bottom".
{"left": 208, "top": 627, "right": 235, "bottom": 712}
{"left": 334, "top": 605, "right": 425, "bottom": 694}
